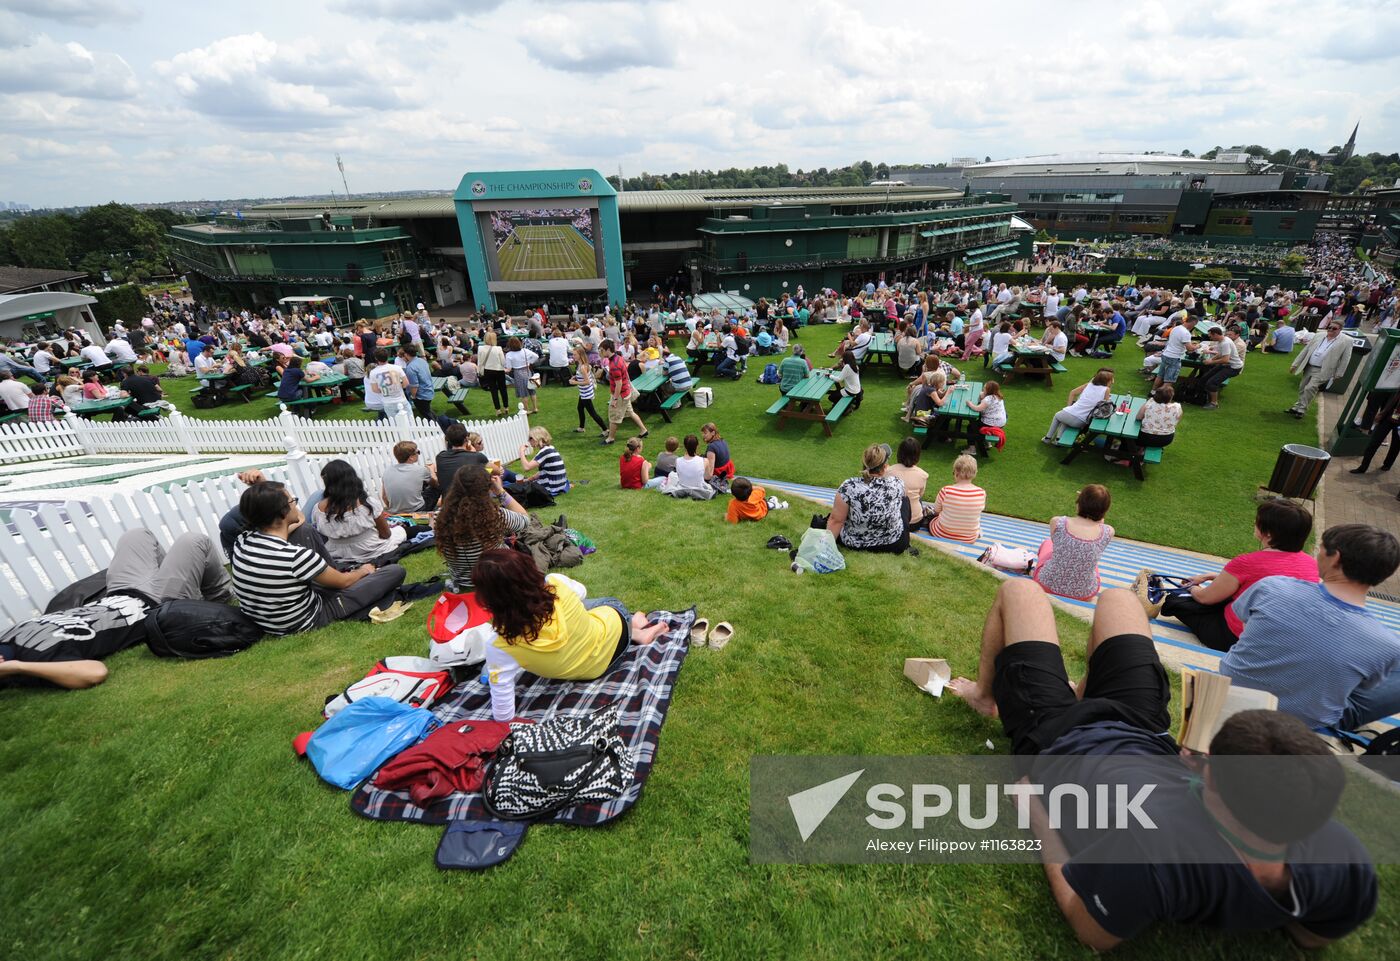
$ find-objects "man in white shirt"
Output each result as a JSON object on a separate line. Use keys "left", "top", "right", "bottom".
{"left": 1043, "top": 321, "right": 1069, "bottom": 363}
{"left": 193, "top": 345, "right": 217, "bottom": 377}
{"left": 31, "top": 343, "right": 57, "bottom": 377}
{"left": 546, "top": 328, "right": 572, "bottom": 384}
{"left": 105, "top": 338, "right": 137, "bottom": 364}
{"left": 1154, "top": 321, "right": 1194, "bottom": 389}
{"left": 997, "top": 284, "right": 1013, "bottom": 305}
{"left": 79, "top": 343, "right": 113, "bottom": 370}
{"left": 0, "top": 370, "right": 33, "bottom": 410}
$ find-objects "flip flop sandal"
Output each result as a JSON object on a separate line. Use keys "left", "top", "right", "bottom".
{"left": 709, "top": 622, "right": 734, "bottom": 650}
{"left": 368, "top": 600, "right": 413, "bottom": 624}
{"left": 689, "top": 617, "right": 709, "bottom": 647}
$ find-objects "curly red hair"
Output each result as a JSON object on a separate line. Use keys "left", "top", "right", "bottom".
{"left": 473, "top": 548, "right": 554, "bottom": 644}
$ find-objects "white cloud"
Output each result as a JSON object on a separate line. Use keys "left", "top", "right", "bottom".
{"left": 521, "top": 2, "right": 694, "bottom": 73}
{"left": 330, "top": 0, "right": 504, "bottom": 19}
{"left": 3, "top": 0, "right": 1397, "bottom": 207}
{"left": 0, "top": 33, "right": 137, "bottom": 99}
{"left": 155, "top": 32, "right": 421, "bottom": 129}
{"left": 2, "top": 0, "right": 140, "bottom": 26}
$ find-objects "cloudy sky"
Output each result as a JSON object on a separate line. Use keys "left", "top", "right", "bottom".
{"left": 2, "top": 0, "right": 1395, "bottom": 207}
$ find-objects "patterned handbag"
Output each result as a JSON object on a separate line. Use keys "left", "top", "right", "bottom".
{"left": 480, "top": 705, "right": 634, "bottom": 821}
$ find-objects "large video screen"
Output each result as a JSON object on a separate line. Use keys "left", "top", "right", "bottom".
{"left": 485, "top": 207, "right": 601, "bottom": 282}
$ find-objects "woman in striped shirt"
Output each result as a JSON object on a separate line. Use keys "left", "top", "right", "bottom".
{"left": 435, "top": 466, "right": 528, "bottom": 593}
{"left": 569, "top": 345, "right": 608, "bottom": 433}
{"left": 517, "top": 426, "right": 570, "bottom": 495}
{"left": 928, "top": 454, "right": 986, "bottom": 543}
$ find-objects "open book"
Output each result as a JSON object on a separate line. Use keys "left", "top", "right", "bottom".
{"left": 1178, "top": 668, "right": 1278, "bottom": 753}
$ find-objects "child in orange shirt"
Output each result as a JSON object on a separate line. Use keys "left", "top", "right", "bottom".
{"left": 726, "top": 476, "right": 769, "bottom": 523}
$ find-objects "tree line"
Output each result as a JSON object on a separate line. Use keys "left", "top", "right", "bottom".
{"left": 0, "top": 203, "right": 193, "bottom": 284}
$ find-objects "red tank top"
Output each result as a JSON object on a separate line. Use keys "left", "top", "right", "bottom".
{"left": 619, "top": 454, "right": 645, "bottom": 489}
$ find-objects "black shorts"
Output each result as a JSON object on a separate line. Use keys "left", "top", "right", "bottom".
{"left": 991, "top": 635, "right": 1170, "bottom": 756}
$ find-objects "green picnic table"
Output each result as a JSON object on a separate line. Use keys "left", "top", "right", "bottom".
{"left": 864, "top": 332, "right": 897, "bottom": 369}
{"left": 994, "top": 342, "right": 1065, "bottom": 386}
{"left": 911, "top": 381, "right": 991, "bottom": 456}
{"left": 305, "top": 372, "right": 353, "bottom": 400}
{"left": 686, "top": 334, "right": 723, "bottom": 371}
{"left": 59, "top": 357, "right": 92, "bottom": 371}
{"left": 1193, "top": 320, "right": 1222, "bottom": 339}
{"left": 631, "top": 366, "right": 685, "bottom": 423}
{"left": 71, "top": 396, "right": 134, "bottom": 418}
{"left": 765, "top": 369, "right": 853, "bottom": 436}
{"left": 1057, "top": 393, "right": 1164, "bottom": 480}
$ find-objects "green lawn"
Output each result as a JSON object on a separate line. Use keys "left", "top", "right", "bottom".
{"left": 6, "top": 327, "right": 1382, "bottom": 960}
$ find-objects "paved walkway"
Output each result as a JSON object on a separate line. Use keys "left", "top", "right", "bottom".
{"left": 1316, "top": 391, "right": 1400, "bottom": 598}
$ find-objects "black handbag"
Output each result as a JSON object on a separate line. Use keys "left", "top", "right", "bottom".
{"left": 480, "top": 706, "right": 633, "bottom": 821}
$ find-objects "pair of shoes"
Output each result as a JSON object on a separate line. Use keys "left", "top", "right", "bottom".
{"left": 1202, "top": 403, "right": 1219, "bottom": 410}
{"left": 688, "top": 618, "right": 735, "bottom": 650}
{"left": 368, "top": 600, "right": 413, "bottom": 624}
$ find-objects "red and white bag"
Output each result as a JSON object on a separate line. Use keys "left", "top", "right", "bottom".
{"left": 322, "top": 656, "right": 453, "bottom": 718}
{"left": 425, "top": 592, "right": 497, "bottom": 669}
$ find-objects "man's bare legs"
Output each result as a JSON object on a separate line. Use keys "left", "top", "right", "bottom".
{"left": 949, "top": 579, "right": 1058, "bottom": 718}
{"left": 1075, "top": 588, "right": 1152, "bottom": 698}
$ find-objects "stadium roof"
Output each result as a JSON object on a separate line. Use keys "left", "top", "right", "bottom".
{"left": 0, "top": 266, "right": 88, "bottom": 294}
{"left": 248, "top": 185, "right": 964, "bottom": 219}
{"left": 966, "top": 153, "right": 1254, "bottom": 178}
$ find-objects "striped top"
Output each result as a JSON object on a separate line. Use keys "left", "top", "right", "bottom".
{"left": 929, "top": 483, "right": 986, "bottom": 543}
{"left": 231, "top": 531, "right": 327, "bottom": 635}
{"left": 575, "top": 364, "right": 596, "bottom": 400}
{"left": 663, "top": 353, "right": 694, "bottom": 390}
{"left": 1224, "top": 577, "right": 1400, "bottom": 728}
{"left": 444, "top": 507, "right": 529, "bottom": 592}
{"left": 534, "top": 445, "right": 569, "bottom": 494}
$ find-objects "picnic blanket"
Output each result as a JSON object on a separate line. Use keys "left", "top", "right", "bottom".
{"left": 351, "top": 606, "right": 696, "bottom": 826}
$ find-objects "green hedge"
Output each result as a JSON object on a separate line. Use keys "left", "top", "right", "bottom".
{"left": 982, "top": 271, "right": 1116, "bottom": 288}
{"left": 91, "top": 284, "right": 146, "bottom": 329}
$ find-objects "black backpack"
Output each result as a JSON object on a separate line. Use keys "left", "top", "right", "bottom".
{"left": 144, "top": 599, "right": 264, "bottom": 659}
{"left": 734, "top": 335, "right": 750, "bottom": 357}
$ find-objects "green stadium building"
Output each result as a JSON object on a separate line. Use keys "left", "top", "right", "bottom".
{"left": 169, "top": 173, "right": 1030, "bottom": 319}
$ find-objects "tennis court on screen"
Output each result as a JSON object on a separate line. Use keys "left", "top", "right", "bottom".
{"left": 497, "top": 224, "right": 598, "bottom": 281}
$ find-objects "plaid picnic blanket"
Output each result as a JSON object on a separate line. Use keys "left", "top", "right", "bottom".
{"left": 351, "top": 607, "right": 696, "bottom": 827}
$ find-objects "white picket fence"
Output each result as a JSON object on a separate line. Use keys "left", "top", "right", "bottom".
{"left": 0, "top": 408, "right": 532, "bottom": 626}
{"left": 0, "top": 404, "right": 531, "bottom": 463}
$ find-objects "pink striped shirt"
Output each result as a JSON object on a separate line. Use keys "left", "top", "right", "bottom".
{"left": 930, "top": 483, "right": 985, "bottom": 542}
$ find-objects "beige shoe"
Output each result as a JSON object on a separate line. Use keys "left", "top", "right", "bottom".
{"left": 1131, "top": 570, "right": 1163, "bottom": 619}
{"left": 368, "top": 600, "right": 413, "bottom": 624}
{"left": 709, "top": 622, "right": 734, "bottom": 650}
{"left": 689, "top": 617, "right": 709, "bottom": 648}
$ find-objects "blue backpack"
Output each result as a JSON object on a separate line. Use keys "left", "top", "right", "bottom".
{"left": 759, "top": 362, "right": 779, "bottom": 384}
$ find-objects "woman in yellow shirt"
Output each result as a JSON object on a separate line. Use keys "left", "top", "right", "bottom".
{"left": 475, "top": 549, "right": 668, "bottom": 720}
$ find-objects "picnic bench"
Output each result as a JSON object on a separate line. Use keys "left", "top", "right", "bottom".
{"left": 767, "top": 369, "right": 854, "bottom": 436}
{"left": 863, "top": 332, "right": 897, "bottom": 370}
{"left": 70, "top": 397, "right": 135, "bottom": 419}
{"left": 992, "top": 343, "right": 1067, "bottom": 386}
{"left": 631, "top": 366, "right": 700, "bottom": 423}
{"left": 1056, "top": 393, "right": 1164, "bottom": 480}
{"left": 910, "top": 380, "right": 992, "bottom": 457}
{"left": 430, "top": 376, "right": 471, "bottom": 415}
{"left": 685, "top": 334, "right": 722, "bottom": 372}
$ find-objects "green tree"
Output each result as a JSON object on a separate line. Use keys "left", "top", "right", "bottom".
{"left": 4, "top": 214, "right": 78, "bottom": 269}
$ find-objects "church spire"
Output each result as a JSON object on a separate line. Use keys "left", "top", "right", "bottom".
{"left": 1338, "top": 121, "right": 1359, "bottom": 163}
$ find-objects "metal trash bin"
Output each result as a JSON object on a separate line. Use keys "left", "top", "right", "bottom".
{"left": 1268, "top": 444, "right": 1330, "bottom": 499}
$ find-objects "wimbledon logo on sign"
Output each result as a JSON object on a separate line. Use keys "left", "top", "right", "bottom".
{"left": 471, "top": 181, "right": 487, "bottom": 196}
{"left": 577, "top": 178, "right": 593, "bottom": 192}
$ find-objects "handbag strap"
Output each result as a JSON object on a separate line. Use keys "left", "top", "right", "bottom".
{"left": 479, "top": 740, "right": 617, "bottom": 822}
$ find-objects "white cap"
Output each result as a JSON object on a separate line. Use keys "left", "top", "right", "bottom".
{"left": 416, "top": 303, "right": 425, "bottom": 310}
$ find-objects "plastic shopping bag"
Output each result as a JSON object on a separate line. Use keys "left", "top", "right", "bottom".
{"left": 794, "top": 527, "right": 846, "bottom": 574}
{"left": 305, "top": 697, "right": 440, "bottom": 790}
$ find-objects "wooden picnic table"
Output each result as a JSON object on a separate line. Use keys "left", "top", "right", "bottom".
{"left": 71, "top": 396, "right": 133, "bottom": 418}
{"left": 996, "top": 342, "right": 1063, "bottom": 386}
{"left": 913, "top": 380, "right": 991, "bottom": 456}
{"left": 767, "top": 369, "right": 852, "bottom": 436}
{"left": 1058, "top": 393, "right": 1162, "bottom": 480}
